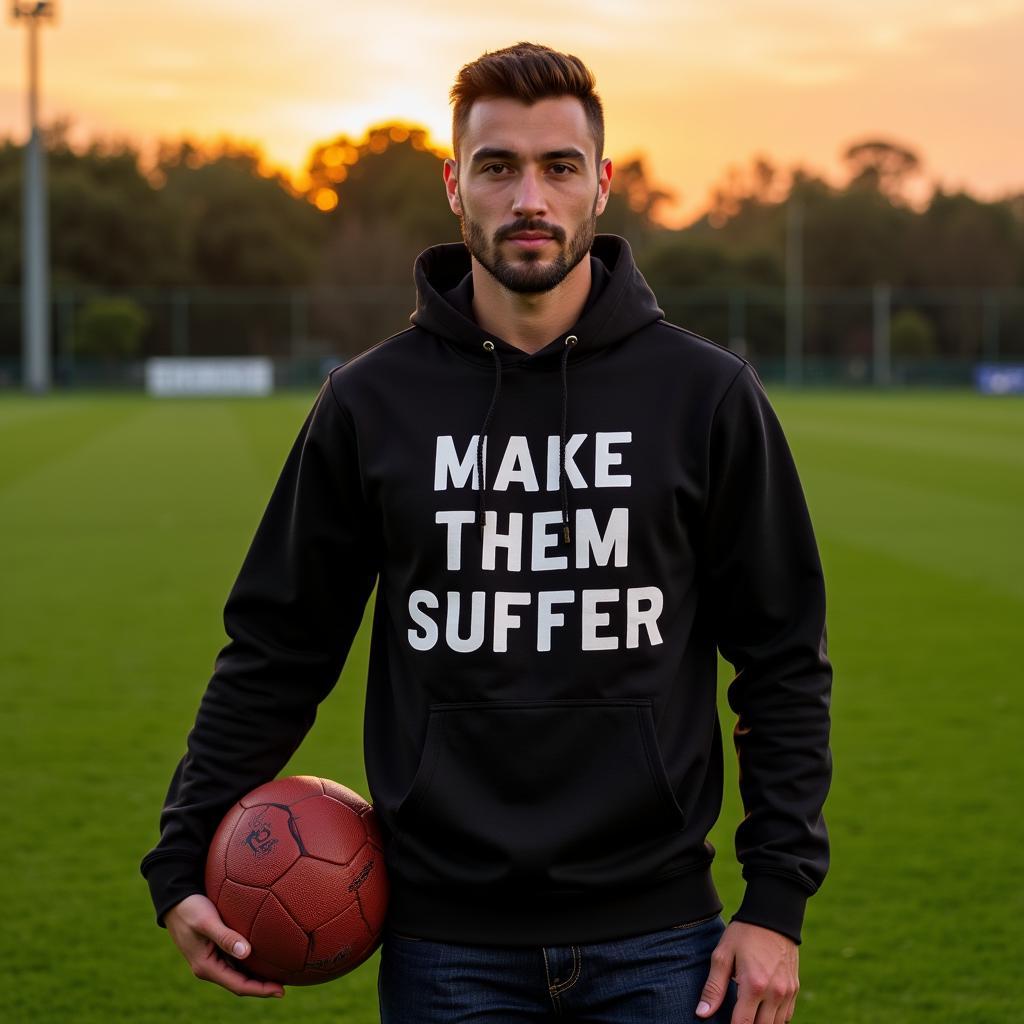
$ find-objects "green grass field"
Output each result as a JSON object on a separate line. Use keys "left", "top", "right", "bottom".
{"left": 1, "top": 388, "right": 1020, "bottom": 1022}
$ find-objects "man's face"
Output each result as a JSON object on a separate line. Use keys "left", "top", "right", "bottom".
{"left": 443, "top": 96, "right": 612, "bottom": 294}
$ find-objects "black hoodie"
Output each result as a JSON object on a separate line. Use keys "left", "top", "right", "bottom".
{"left": 140, "top": 233, "right": 832, "bottom": 948}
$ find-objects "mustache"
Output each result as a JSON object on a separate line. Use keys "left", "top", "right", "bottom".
{"left": 497, "top": 222, "right": 565, "bottom": 243}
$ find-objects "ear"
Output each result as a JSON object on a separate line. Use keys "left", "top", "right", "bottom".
{"left": 595, "top": 158, "right": 613, "bottom": 216}
{"left": 443, "top": 158, "right": 462, "bottom": 216}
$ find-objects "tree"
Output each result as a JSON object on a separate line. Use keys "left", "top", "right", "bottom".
{"left": 842, "top": 138, "right": 922, "bottom": 206}
{"left": 153, "top": 137, "right": 327, "bottom": 288}
{"left": 598, "top": 154, "right": 675, "bottom": 252}
{"left": 306, "top": 123, "right": 458, "bottom": 275}
{"left": 0, "top": 117, "right": 187, "bottom": 289}
{"left": 637, "top": 232, "right": 784, "bottom": 355}
{"left": 295, "top": 123, "right": 458, "bottom": 356}
{"left": 890, "top": 308, "right": 937, "bottom": 358}
{"left": 910, "top": 187, "right": 1019, "bottom": 288}
{"left": 73, "top": 296, "right": 150, "bottom": 358}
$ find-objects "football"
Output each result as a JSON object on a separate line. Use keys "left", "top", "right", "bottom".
{"left": 204, "top": 775, "right": 388, "bottom": 985}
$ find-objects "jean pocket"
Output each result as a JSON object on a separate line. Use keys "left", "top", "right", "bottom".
{"left": 669, "top": 912, "right": 721, "bottom": 931}
{"left": 391, "top": 697, "right": 687, "bottom": 890}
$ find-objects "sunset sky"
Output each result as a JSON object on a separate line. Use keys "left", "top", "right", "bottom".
{"left": 1, "top": 0, "right": 1021, "bottom": 228}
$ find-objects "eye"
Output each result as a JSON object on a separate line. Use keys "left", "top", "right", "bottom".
{"left": 482, "top": 163, "right": 509, "bottom": 175}
{"left": 550, "top": 164, "right": 575, "bottom": 175}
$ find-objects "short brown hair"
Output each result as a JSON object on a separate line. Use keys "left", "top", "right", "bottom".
{"left": 450, "top": 41, "right": 605, "bottom": 173}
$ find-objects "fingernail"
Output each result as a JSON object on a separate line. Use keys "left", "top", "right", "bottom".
{"left": 274, "top": 991, "right": 284, "bottom": 998}
{"left": 697, "top": 1001, "right": 711, "bottom": 1016}
{"left": 233, "top": 941, "right": 247, "bottom": 957}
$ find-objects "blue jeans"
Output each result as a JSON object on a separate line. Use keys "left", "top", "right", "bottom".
{"left": 377, "top": 913, "right": 740, "bottom": 1022}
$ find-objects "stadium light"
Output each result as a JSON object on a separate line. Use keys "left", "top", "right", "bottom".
{"left": 10, "top": 1, "right": 57, "bottom": 394}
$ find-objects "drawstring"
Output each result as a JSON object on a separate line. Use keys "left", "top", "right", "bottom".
{"left": 477, "top": 340, "right": 501, "bottom": 537}
{"left": 476, "top": 334, "right": 578, "bottom": 546}
{"left": 560, "top": 335, "right": 577, "bottom": 543}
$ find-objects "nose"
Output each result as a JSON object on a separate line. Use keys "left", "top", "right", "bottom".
{"left": 512, "top": 167, "right": 547, "bottom": 219}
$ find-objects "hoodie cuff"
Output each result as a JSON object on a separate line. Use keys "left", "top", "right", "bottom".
{"left": 141, "top": 856, "right": 207, "bottom": 929}
{"left": 729, "top": 874, "right": 811, "bottom": 946}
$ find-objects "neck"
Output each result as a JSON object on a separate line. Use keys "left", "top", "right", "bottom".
{"left": 470, "top": 255, "right": 591, "bottom": 356}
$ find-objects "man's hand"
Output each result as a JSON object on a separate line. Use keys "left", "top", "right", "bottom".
{"left": 164, "top": 893, "right": 285, "bottom": 998}
{"left": 696, "top": 920, "right": 799, "bottom": 1023}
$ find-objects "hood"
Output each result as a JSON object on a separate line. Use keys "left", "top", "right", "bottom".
{"left": 408, "top": 233, "right": 665, "bottom": 549}
{"left": 410, "top": 232, "right": 664, "bottom": 368}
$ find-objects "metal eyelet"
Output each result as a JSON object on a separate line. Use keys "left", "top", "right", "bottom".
{"left": 482, "top": 340, "right": 495, "bottom": 351}
{"left": 564, "top": 334, "right": 578, "bottom": 346}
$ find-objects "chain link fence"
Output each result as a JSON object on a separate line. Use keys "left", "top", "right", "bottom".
{"left": 2, "top": 284, "right": 1022, "bottom": 390}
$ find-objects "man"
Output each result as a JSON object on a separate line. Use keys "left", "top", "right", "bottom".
{"left": 141, "top": 41, "right": 832, "bottom": 1024}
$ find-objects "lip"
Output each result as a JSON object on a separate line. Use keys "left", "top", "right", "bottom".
{"left": 507, "top": 235, "right": 553, "bottom": 248}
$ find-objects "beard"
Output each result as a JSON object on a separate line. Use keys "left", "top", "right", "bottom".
{"left": 458, "top": 190, "right": 599, "bottom": 295}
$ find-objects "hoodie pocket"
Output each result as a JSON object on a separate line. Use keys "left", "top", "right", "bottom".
{"left": 391, "top": 697, "right": 686, "bottom": 891}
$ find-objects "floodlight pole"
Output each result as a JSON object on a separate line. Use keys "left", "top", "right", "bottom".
{"left": 12, "top": 2, "right": 56, "bottom": 394}
{"left": 785, "top": 193, "right": 804, "bottom": 387}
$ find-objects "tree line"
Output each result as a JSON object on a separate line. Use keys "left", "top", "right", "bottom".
{"left": 1, "top": 118, "right": 1021, "bottom": 364}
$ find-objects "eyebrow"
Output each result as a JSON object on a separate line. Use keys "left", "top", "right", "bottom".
{"left": 469, "top": 147, "right": 588, "bottom": 165}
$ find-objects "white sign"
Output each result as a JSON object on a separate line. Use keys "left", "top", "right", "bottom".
{"left": 145, "top": 357, "right": 274, "bottom": 397}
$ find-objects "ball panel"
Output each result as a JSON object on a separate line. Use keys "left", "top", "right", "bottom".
{"left": 216, "top": 879, "right": 270, "bottom": 937}
{"left": 272, "top": 856, "right": 352, "bottom": 931}
{"left": 292, "top": 795, "right": 366, "bottom": 863}
{"left": 249, "top": 892, "right": 309, "bottom": 973}
{"left": 352, "top": 843, "right": 389, "bottom": 935}
{"left": 320, "top": 777, "right": 371, "bottom": 813}
{"left": 238, "top": 950, "right": 287, "bottom": 985}
{"left": 306, "top": 902, "right": 370, "bottom": 979}
{"left": 204, "top": 802, "right": 246, "bottom": 898}
{"left": 225, "top": 804, "right": 300, "bottom": 886}
{"left": 241, "top": 775, "right": 323, "bottom": 808}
